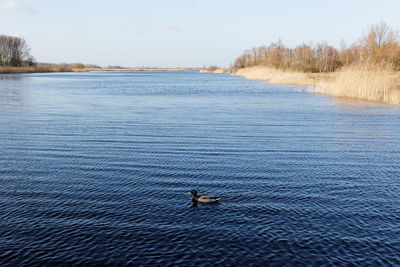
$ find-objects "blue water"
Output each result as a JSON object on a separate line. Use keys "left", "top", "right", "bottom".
{"left": 0, "top": 71, "right": 399, "bottom": 265}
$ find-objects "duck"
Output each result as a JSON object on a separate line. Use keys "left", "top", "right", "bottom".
{"left": 188, "top": 189, "right": 220, "bottom": 203}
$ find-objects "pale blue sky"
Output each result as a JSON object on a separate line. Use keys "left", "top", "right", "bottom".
{"left": 0, "top": 0, "right": 399, "bottom": 67}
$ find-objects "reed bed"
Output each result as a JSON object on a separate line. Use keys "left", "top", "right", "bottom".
{"left": 199, "top": 68, "right": 227, "bottom": 73}
{"left": 234, "top": 65, "right": 400, "bottom": 105}
{"left": 0, "top": 66, "right": 50, "bottom": 74}
{"left": 311, "top": 63, "right": 400, "bottom": 105}
{"left": 235, "top": 66, "right": 322, "bottom": 86}
{"left": 0, "top": 66, "right": 76, "bottom": 74}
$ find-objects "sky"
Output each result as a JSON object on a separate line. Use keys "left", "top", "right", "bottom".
{"left": 0, "top": 0, "right": 399, "bottom": 68}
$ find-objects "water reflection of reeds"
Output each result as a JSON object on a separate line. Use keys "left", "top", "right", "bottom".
{"left": 0, "top": 75, "right": 23, "bottom": 81}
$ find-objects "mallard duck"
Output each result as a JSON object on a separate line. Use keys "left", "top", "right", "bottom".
{"left": 188, "top": 190, "right": 220, "bottom": 203}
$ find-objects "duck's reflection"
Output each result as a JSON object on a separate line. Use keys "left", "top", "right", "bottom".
{"left": 191, "top": 200, "right": 220, "bottom": 208}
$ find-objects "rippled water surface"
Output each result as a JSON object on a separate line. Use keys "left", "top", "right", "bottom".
{"left": 1, "top": 71, "right": 400, "bottom": 265}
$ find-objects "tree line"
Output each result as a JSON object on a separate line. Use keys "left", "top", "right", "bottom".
{"left": 0, "top": 35, "right": 34, "bottom": 67}
{"left": 233, "top": 22, "right": 400, "bottom": 72}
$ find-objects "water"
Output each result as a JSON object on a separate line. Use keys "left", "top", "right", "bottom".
{"left": 0, "top": 71, "right": 399, "bottom": 265}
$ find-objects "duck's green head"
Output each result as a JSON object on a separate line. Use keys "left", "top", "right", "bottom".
{"left": 189, "top": 190, "right": 198, "bottom": 197}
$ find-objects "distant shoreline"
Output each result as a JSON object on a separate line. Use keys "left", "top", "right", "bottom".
{"left": 0, "top": 66, "right": 195, "bottom": 74}
{"left": 89, "top": 68, "right": 187, "bottom": 72}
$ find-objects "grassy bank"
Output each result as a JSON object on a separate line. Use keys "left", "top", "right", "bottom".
{"left": 234, "top": 64, "right": 400, "bottom": 105}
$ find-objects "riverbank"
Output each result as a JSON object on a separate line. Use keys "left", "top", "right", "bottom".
{"left": 0, "top": 66, "right": 188, "bottom": 74}
{"left": 89, "top": 68, "right": 185, "bottom": 72}
{"left": 199, "top": 68, "right": 228, "bottom": 74}
{"left": 0, "top": 66, "right": 83, "bottom": 74}
{"left": 234, "top": 65, "right": 400, "bottom": 105}
{"left": 235, "top": 66, "right": 331, "bottom": 86}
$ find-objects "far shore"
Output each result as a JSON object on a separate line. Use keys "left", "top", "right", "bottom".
{"left": 0, "top": 66, "right": 191, "bottom": 74}
{"left": 89, "top": 68, "right": 187, "bottom": 72}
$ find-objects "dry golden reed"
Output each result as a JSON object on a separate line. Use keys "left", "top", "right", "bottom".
{"left": 0, "top": 66, "right": 75, "bottom": 74}
{"left": 199, "top": 68, "right": 227, "bottom": 73}
{"left": 311, "top": 63, "right": 400, "bottom": 105}
{"left": 235, "top": 66, "right": 320, "bottom": 86}
{"left": 0, "top": 66, "right": 44, "bottom": 74}
{"left": 234, "top": 65, "right": 400, "bottom": 105}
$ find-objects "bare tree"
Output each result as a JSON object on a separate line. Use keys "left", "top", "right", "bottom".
{"left": 315, "top": 42, "right": 341, "bottom": 72}
{"left": 0, "top": 35, "right": 32, "bottom": 67}
{"left": 232, "top": 22, "right": 400, "bottom": 72}
{"left": 360, "top": 22, "right": 400, "bottom": 63}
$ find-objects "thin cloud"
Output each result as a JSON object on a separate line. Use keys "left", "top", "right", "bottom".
{"left": 135, "top": 19, "right": 151, "bottom": 34}
{"left": 190, "top": 0, "right": 198, "bottom": 7}
{"left": 0, "top": 0, "right": 36, "bottom": 14}
{"left": 0, "top": 0, "right": 17, "bottom": 10}
{"left": 160, "top": 24, "right": 182, "bottom": 34}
